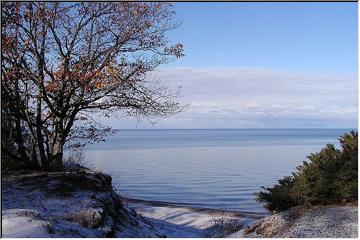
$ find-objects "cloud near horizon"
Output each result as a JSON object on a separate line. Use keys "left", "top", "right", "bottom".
{"left": 103, "top": 67, "right": 357, "bottom": 129}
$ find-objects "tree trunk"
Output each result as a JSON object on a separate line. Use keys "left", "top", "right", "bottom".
{"left": 14, "top": 82, "right": 29, "bottom": 163}
{"left": 30, "top": 143, "right": 39, "bottom": 167}
{"left": 36, "top": 97, "right": 49, "bottom": 170}
{"left": 51, "top": 117, "right": 65, "bottom": 171}
{"left": 15, "top": 117, "right": 29, "bottom": 162}
{"left": 52, "top": 138, "right": 64, "bottom": 171}
{"left": 51, "top": 108, "right": 78, "bottom": 171}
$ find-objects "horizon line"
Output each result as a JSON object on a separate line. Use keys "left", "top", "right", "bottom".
{"left": 112, "top": 127, "right": 357, "bottom": 130}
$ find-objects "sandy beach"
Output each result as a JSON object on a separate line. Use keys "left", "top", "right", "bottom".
{"left": 122, "top": 197, "right": 266, "bottom": 237}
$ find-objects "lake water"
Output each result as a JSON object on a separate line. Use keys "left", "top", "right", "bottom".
{"left": 84, "top": 129, "right": 352, "bottom": 214}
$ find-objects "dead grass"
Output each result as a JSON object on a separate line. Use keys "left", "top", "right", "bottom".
{"left": 204, "top": 211, "right": 244, "bottom": 237}
{"left": 63, "top": 209, "right": 103, "bottom": 228}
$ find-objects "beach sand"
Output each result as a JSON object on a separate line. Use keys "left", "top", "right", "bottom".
{"left": 123, "top": 197, "right": 266, "bottom": 237}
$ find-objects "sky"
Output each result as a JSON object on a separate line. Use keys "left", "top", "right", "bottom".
{"left": 106, "top": 2, "right": 358, "bottom": 129}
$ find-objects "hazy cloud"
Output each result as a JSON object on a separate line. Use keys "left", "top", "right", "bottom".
{"left": 106, "top": 67, "right": 357, "bottom": 128}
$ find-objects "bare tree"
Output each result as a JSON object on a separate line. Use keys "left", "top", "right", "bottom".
{"left": 1, "top": 2, "right": 184, "bottom": 171}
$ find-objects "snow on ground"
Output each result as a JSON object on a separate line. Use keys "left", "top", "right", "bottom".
{"left": 2, "top": 209, "right": 51, "bottom": 238}
{"left": 1, "top": 171, "right": 263, "bottom": 238}
{"left": 2, "top": 208, "right": 103, "bottom": 238}
{"left": 125, "top": 200, "right": 263, "bottom": 237}
{"left": 1, "top": 171, "right": 154, "bottom": 238}
{"left": 3, "top": 171, "right": 357, "bottom": 238}
{"left": 127, "top": 203, "right": 214, "bottom": 237}
{"left": 230, "top": 205, "right": 358, "bottom": 238}
{"left": 130, "top": 202, "right": 218, "bottom": 229}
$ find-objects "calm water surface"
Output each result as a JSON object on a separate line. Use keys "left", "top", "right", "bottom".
{"left": 84, "top": 129, "right": 351, "bottom": 214}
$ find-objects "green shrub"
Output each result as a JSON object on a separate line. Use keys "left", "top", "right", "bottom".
{"left": 255, "top": 131, "right": 358, "bottom": 212}
{"left": 255, "top": 176, "right": 298, "bottom": 212}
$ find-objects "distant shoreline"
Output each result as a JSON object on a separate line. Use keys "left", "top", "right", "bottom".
{"left": 112, "top": 128, "right": 355, "bottom": 130}
{"left": 121, "top": 196, "right": 267, "bottom": 220}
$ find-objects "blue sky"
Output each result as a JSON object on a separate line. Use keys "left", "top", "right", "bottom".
{"left": 107, "top": 2, "right": 358, "bottom": 129}
{"left": 167, "top": 2, "right": 357, "bottom": 74}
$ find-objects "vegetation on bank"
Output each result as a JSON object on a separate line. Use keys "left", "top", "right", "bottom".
{"left": 255, "top": 131, "right": 358, "bottom": 212}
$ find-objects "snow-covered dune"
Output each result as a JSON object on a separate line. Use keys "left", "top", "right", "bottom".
{"left": 1, "top": 171, "right": 257, "bottom": 238}
{"left": 1, "top": 171, "right": 159, "bottom": 237}
{"left": 230, "top": 205, "right": 358, "bottom": 238}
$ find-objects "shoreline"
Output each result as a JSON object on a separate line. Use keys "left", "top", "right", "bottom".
{"left": 121, "top": 196, "right": 267, "bottom": 220}
{"left": 123, "top": 196, "right": 262, "bottom": 237}
{"left": 2, "top": 170, "right": 357, "bottom": 238}
{"left": 1, "top": 171, "right": 259, "bottom": 237}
